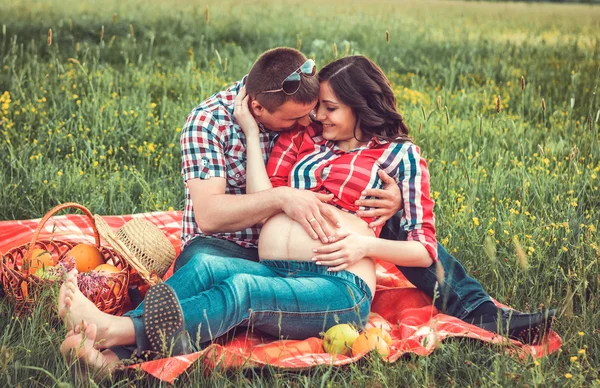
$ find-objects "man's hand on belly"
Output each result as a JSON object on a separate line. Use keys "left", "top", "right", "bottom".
{"left": 278, "top": 187, "right": 342, "bottom": 244}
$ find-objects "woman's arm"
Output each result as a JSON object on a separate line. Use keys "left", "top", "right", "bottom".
{"left": 245, "top": 134, "right": 272, "bottom": 193}
{"left": 311, "top": 231, "right": 432, "bottom": 271}
{"left": 394, "top": 143, "right": 438, "bottom": 261}
{"left": 233, "top": 90, "right": 273, "bottom": 193}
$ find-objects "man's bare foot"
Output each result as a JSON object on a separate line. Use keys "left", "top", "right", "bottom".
{"left": 60, "top": 321, "right": 121, "bottom": 378}
{"left": 57, "top": 269, "right": 115, "bottom": 347}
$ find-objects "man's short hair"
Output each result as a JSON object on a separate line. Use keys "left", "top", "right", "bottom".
{"left": 246, "top": 48, "right": 319, "bottom": 113}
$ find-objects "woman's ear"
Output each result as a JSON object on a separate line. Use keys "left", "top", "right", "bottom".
{"left": 250, "top": 98, "right": 266, "bottom": 117}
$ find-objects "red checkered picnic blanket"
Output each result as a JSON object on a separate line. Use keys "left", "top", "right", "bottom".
{"left": 0, "top": 211, "right": 561, "bottom": 383}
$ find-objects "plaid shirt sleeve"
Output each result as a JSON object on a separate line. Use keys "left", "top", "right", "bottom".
{"left": 180, "top": 108, "right": 227, "bottom": 182}
{"left": 397, "top": 143, "right": 438, "bottom": 261}
{"left": 266, "top": 128, "right": 305, "bottom": 187}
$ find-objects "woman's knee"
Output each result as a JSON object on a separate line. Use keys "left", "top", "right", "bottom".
{"left": 225, "top": 273, "right": 258, "bottom": 297}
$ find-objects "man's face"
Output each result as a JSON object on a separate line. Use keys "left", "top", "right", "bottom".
{"left": 253, "top": 99, "right": 317, "bottom": 132}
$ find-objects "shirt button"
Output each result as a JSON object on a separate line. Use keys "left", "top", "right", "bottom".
{"left": 235, "top": 173, "right": 240, "bottom": 178}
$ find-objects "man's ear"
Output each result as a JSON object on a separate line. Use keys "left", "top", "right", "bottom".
{"left": 250, "top": 98, "right": 266, "bottom": 117}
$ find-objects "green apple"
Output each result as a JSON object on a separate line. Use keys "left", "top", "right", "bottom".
{"left": 322, "top": 324, "right": 360, "bottom": 356}
{"left": 34, "top": 266, "right": 60, "bottom": 281}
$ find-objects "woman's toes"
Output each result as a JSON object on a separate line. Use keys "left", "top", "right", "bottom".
{"left": 66, "top": 269, "right": 78, "bottom": 284}
{"left": 84, "top": 323, "right": 97, "bottom": 342}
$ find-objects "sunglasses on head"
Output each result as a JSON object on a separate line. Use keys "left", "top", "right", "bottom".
{"left": 258, "top": 59, "right": 317, "bottom": 96}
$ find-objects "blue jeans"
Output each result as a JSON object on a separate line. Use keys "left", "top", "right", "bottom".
{"left": 111, "top": 230, "right": 491, "bottom": 359}
{"left": 177, "top": 234, "right": 492, "bottom": 320}
{"left": 112, "top": 246, "right": 371, "bottom": 359}
{"left": 174, "top": 236, "right": 259, "bottom": 273}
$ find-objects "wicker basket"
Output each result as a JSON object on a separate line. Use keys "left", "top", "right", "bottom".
{"left": 0, "top": 203, "right": 130, "bottom": 315}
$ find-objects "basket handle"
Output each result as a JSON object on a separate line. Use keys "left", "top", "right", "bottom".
{"left": 23, "top": 202, "right": 100, "bottom": 276}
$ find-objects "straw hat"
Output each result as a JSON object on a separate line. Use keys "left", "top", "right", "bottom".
{"left": 94, "top": 215, "right": 175, "bottom": 285}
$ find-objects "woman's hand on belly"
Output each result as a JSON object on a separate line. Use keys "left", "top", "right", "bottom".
{"left": 258, "top": 204, "right": 374, "bottom": 262}
{"left": 311, "top": 230, "right": 373, "bottom": 272}
{"left": 259, "top": 206, "right": 378, "bottom": 296}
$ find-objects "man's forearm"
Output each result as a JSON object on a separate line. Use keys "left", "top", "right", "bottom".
{"left": 194, "top": 188, "right": 284, "bottom": 234}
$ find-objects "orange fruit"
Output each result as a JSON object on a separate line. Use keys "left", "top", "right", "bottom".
{"left": 66, "top": 244, "right": 105, "bottom": 272}
{"left": 94, "top": 264, "right": 120, "bottom": 273}
{"left": 94, "top": 263, "right": 122, "bottom": 296}
{"left": 351, "top": 331, "right": 390, "bottom": 357}
{"left": 365, "top": 327, "right": 393, "bottom": 345}
{"left": 27, "top": 248, "right": 55, "bottom": 273}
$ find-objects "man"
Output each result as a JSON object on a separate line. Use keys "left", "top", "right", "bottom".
{"left": 178, "top": 47, "right": 553, "bottom": 344}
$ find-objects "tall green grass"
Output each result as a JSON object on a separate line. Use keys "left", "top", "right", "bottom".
{"left": 1, "top": 0, "right": 599, "bottom": 386}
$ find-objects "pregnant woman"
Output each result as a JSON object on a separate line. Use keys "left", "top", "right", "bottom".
{"left": 57, "top": 55, "right": 435, "bottom": 374}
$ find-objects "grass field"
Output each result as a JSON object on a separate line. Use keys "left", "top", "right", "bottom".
{"left": 1, "top": 0, "right": 599, "bottom": 386}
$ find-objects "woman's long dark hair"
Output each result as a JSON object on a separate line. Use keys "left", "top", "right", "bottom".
{"left": 318, "top": 56, "right": 411, "bottom": 143}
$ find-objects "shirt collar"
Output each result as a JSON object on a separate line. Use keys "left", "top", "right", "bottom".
{"left": 323, "top": 135, "right": 389, "bottom": 153}
{"left": 367, "top": 135, "right": 388, "bottom": 147}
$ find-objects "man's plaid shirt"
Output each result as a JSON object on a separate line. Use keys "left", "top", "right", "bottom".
{"left": 180, "top": 78, "right": 279, "bottom": 249}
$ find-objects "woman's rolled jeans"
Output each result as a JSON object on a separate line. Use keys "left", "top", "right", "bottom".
{"left": 112, "top": 255, "right": 371, "bottom": 359}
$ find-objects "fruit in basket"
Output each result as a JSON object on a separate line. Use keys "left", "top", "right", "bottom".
{"left": 94, "top": 263, "right": 122, "bottom": 296}
{"left": 65, "top": 244, "right": 104, "bottom": 272}
{"left": 27, "top": 248, "right": 56, "bottom": 273}
{"left": 322, "top": 323, "right": 360, "bottom": 356}
{"left": 351, "top": 331, "right": 390, "bottom": 357}
{"left": 94, "top": 263, "right": 120, "bottom": 273}
{"left": 33, "top": 266, "right": 62, "bottom": 281}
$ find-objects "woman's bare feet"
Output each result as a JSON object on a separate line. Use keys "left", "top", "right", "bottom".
{"left": 60, "top": 321, "right": 120, "bottom": 377}
{"left": 58, "top": 269, "right": 132, "bottom": 348}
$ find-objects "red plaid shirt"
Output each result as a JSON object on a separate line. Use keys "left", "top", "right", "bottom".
{"left": 180, "top": 78, "right": 279, "bottom": 249}
{"left": 267, "top": 125, "right": 438, "bottom": 261}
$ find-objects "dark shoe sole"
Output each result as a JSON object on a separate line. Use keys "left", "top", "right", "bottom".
{"left": 512, "top": 309, "right": 555, "bottom": 344}
{"left": 143, "top": 283, "right": 191, "bottom": 356}
{"left": 475, "top": 309, "right": 555, "bottom": 345}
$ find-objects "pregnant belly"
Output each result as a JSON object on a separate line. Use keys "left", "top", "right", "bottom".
{"left": 258, "top": 204, "right": 377, "bottom": 296}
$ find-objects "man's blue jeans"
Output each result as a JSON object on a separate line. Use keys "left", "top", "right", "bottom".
{"left": 176, "top": 228, "right": 492, "bottom": 322}
{"left": 112, "top": 245, "right": 371, "bottom": 359}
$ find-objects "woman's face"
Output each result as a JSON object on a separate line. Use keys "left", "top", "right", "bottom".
{"left": 315, "top": 81, "right": 363, "bottom": 149}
